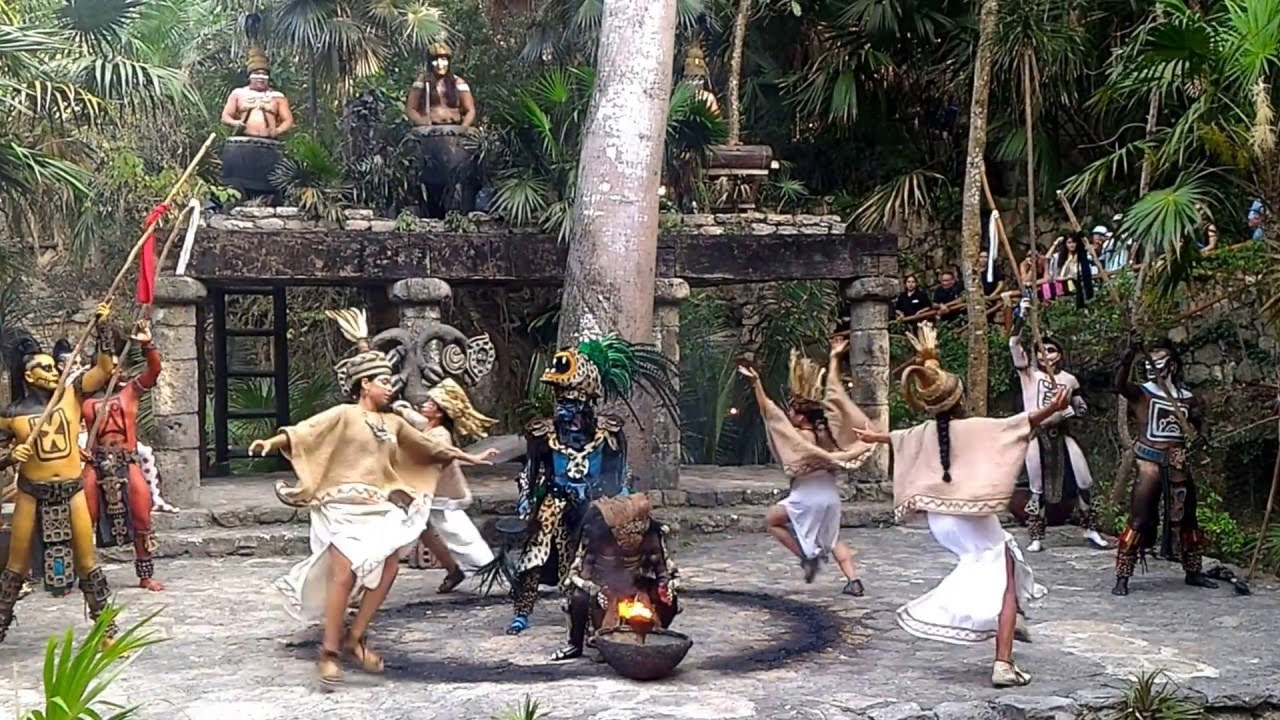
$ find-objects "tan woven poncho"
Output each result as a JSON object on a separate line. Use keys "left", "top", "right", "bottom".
{"left": 755, "top": 365, "right": 875, "bottom": 478}
{"left": 278, "top": 404, "right": 468, "bottom": 505}
{"left": 889, "top": 413, "right": 1032, "bottom": 522}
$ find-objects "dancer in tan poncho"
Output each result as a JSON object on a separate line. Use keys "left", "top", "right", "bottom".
{"left": 250, "top": 309, "right": 497, "bottom": 685}
{"left": 738, "top": 337, "right": 875, "bottom": 595}
{"left": 854, "top": 323, "right": 1068, "bottom": 687}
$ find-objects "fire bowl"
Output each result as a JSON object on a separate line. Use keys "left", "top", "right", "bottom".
{"left": 595, "top": 627, "right": 693, "bottom": 681}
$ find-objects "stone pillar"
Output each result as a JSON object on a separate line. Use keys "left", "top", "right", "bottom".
{"left": 644, "top": 278, "right": 689, "bottom": 490}
{"left": 150, "top": 276, "right": 207, "bottom": 507}
{"left": 844, "top": 277, "right": 898, "bottom": 491}
{"left": 388, "top": 277, "right": 451, "bottom": 335}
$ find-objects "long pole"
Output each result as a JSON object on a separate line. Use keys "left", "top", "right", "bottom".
{"left": 979, "top": 166, "right": 1056, "bottom": 384}
{"left": 18, "top": 132, "right": 216, "bottom": 452}
{"left": 84, "top": 204, "right": 197, "bottom": 451}
{"left": 1246, "top": 405, "right": 1280, "bottom": 581}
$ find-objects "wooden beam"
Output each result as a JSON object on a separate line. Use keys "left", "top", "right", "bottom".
{"left": 188, "top": 230, "right": 899, "bottom": 286}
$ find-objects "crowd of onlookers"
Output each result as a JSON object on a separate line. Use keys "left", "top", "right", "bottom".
{"left": 892, "top": 199, "right": 1268, "bottom": 329}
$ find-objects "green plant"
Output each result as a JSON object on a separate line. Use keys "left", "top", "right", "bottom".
{"left": 493, "top": 695, "right": 546, "bottom": 720}
{"left": 271, "top": 132, "right": 350, "bottom": 220}
{"left": 21, "top": 605, "right": 164, "bottom": 720}
{"left": 1107, "top": 670, "right": 1205, "bottom": 720}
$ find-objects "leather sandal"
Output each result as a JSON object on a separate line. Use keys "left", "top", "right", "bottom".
{"left": 345, "top": 634, "right": 385, "bottom": 674}
{"left": 992, "top": 659, "right": 1031, "bottom": 687}
{"left": 318, "top": 648, "right": 343, "bottom": 685}
{"left": 438, "top": 568, "right": 465, "bottom": 594}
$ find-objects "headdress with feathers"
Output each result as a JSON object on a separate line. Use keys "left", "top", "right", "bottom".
{"left": 540, "top": 334, "right": 680, "bottom": 424}
{"left": 787, "top": 349, "right": 825, "bottom": 409}
{"left": 900, "top": 323, "right": 964, "bottom": 415}
{"left": 325, "top": 308, "right": 393, "bottom": 395}
{"left": 427, "top": 378, "right": 497, "bottom": 440}
{"left": 2, "top": 328, "right": 45, "bottom": 404}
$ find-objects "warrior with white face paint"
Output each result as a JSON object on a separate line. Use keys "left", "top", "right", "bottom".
{"left": 1009, "top": 299, "right": 1107, "bottom": 553}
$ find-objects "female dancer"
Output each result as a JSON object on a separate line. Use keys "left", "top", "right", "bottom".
{"left": 854, "top": 323, "right": 1067, "bottom": 687}
{"left": 251, "top": 309, "right": 497, "bottom": 684}
{"left": 738, "top": 338, "right": 875, "bottom": 595}
{"left": 392, "top": 378, "right": 498, "bottom": 593}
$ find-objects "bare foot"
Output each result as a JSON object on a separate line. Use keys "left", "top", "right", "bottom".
{"left": 139, "top": 578, "right": 165, "bottom": 592}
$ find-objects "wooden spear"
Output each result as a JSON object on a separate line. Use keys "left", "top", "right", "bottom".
{"left": 979, "top": 166, "right": 1058, "bottom": 385}
{"left": 17, "top": 132, "right": 216, "bottom": 453}
{"left": 83, "top": 203, "right": 197, "bottom": 451}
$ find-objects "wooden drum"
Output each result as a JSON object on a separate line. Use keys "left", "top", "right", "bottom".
{"left": 221, "top": 135, "right": 285, "bottom": 195}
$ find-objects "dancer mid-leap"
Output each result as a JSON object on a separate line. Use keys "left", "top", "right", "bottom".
{"left": 855, "top": 323, "right": 1066, "bottom": 687}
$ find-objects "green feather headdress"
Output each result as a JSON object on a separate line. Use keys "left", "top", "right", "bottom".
{"left": 541, "top": 333, "right": 680, "bottom": 423}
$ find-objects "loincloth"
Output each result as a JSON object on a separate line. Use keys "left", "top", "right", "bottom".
{"left": 17, "top": 477, "right": 82, "bottom": 596}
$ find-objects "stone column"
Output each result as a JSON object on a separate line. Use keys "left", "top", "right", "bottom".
{"left": 643, "top": 278, "right": 689, "bottom": 490}
{"left": 150, "top": 276, "right": 207, "bottom": 507}
{"left": 844, "top": 277, "right": 898, "bottom": 492}
{"left": 388, "top": 277, "right": 451, "bottom": 335}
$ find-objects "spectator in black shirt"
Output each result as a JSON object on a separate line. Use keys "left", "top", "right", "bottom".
{"left": 977, "top": 250, "right": 1005, "bottom": 297}
{"left": 894, "top": 274, "right": 930, "bottom": 323}
{"left": 932, "top": 270, "right": 965, "bottom": 322}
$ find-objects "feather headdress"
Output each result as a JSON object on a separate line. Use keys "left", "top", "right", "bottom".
{"left": 427, "top": 378, "right": 498, "bottom": 440}
{"left": 787, "top": 349, "right": 825, "bottom": 409}
{"left": 326, "top": 308, "right": 392, "bottom": 395}
{"left": 900, "top": 323, "right": 964, "bottom": 415}
{"left": 541, "top": 333, "right": 680, "bottom": 422}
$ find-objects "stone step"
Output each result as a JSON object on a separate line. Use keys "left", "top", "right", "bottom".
{"left": 133, "top": 503, "right": 898, "bottom": 561}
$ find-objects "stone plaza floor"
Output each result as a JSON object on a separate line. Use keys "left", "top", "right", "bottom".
{"left": 0, "top": 526, "right": 1276, "bottom": 720}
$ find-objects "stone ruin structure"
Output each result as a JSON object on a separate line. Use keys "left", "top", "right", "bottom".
{"left": 148, "top": 207, "right": 898, "bottom": 506}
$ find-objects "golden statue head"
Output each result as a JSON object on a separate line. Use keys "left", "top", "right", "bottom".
{"left": 683, "top": 45, "right": 709, "bottom": 80}
{"left": 246, "top": 45, "right": 270, "bottom": 76}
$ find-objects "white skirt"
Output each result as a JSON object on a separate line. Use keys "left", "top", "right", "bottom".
{"left": 428, "top": 508, "right": 495, "bottom": 574}
{"left": 779, "top": 479, "right": 842, "bottom": 560}
{"left": 274, "top": 488, "right": 433, "bottom": 622}
{"left": 895, "top": 513, "right": 1046, "bottom": 645}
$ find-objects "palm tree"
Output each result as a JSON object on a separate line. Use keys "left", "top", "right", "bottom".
{"left": 251, "top": 0, "right": 450, "bottom": 124}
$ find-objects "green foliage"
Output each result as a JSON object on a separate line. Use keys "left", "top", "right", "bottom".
{"left": 21, "top": 605, "right": 164, "bottom": 720}
{"left": 1196, "top": 486, "right": 1253, "bottom": 561}
{"left": 493, "top": 695, "right": 546, "bottom": 720}
{"left": 271, "top": 131, "right": 349, "bottom": 220}
{"left": 212, "top": 363, "right": 338, "bottom": 472}
{"left": 1108, "top": 670, "right": 1205, "bottom": 720}
{"left": 678, "top": 282, "right": 841, "bottom": 464}
{"left": 887, "top": 322, "right": 1014, "bottom": 428}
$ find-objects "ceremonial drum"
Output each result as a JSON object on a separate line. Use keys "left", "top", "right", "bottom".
{"left": 409, "top": 124, "right": 481, "bottom": 216}
{"left": 221, "top": 135, "right": 285, "bottom": 195}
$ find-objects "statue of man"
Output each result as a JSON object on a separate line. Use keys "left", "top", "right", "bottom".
{"left": 407, "top": 43, "right": 476, "bottom": 128}
{"left": 220, "top": 47, "right": 295, "bottom": 140}
{"left": 682, "top": 46, "right": 720, "bottom": 116}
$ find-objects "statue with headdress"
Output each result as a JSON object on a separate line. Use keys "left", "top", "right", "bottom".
{"left": 405, "top": 42, "right": 481, "bottom": 218}
{"left": 736, "top": 338, "right": 874, "bottom": 596}
{"left": 855, "top": 323, "right": 1067, "bottom": 688}
{"left": 1008, "top": 299, "right": 1106, "bottom": 553}
{"left": 681, "top": 44, "right": 720, "bottom": 116}
{"left": 219, "top": 44, "right": 294, "bottom": 199}
{"left": 1110, "top": 334, "right": 1216, "bottom": 597}
{"left": 498, "top": 335, "right": 679, "bottom": 638}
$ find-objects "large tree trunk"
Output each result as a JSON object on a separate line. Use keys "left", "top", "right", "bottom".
{"left": 725, "top": 0, "right": 751, "bottom": 145}
{"left": 557, "top": 0, "right": 678, "bottom": 484}
{"left": 957, "top": 0, "right": 999, "bottom": 415}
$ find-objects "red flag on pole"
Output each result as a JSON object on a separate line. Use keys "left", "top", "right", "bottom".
{"left": 135, "top": 203, "right": 169, "bottom": 304}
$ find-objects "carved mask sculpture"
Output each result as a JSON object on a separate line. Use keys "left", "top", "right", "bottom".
{"left": 372, "top": 320, "right": 495, "bottom": 404}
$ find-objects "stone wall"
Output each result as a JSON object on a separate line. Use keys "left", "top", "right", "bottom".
{"left": 207, "top": 206, "right": 851, "bottom": 236}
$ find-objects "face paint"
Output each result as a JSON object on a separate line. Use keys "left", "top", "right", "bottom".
{"left": 431, "top": 56, "right": 450, "bottom": 75}
{"left": 24, "top": 354, "right": 59, "bottom": 391}
{"left": 1144, "top": 351, "right": 1172, "bottom": 380}
{"left": 1037, "top": 345, "right": 1061, "bottom": 369}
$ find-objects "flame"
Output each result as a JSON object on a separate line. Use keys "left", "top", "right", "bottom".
{"left": 617, "top": 596, "right": 655, "bottom": 624}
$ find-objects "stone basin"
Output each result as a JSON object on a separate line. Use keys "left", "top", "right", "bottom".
{"left": 595, "top": 627, "right": 693, "bottom": 681}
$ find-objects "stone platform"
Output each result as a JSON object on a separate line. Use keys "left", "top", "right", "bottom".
{"left": 110, "top": 465, "right": 896, "bottom": 563}
{"left": 1, "top": 528, "right": 1276, "bottom": 719}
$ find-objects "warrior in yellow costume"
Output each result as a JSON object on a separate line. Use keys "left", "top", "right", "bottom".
{"left": 0, "top": 302, "right": 117, "bottom": 643}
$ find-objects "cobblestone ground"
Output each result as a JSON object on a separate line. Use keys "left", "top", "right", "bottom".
{"left": 0, "top": 526, "right": 1276, "bottom": 720}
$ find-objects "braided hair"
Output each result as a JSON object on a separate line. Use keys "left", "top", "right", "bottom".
{"left": 935, "top": 405, "right": 967, "bottom": 483}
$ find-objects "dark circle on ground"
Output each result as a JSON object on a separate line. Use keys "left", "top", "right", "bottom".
{"left": 286, "top": 588, "right": 848, "bottom": 684}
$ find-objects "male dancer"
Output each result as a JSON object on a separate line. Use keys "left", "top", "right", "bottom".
{"left": 503, "top": 335, "right": 678, "bottom": 636}
{"left": 81, "top": 320, "right": 165, "bottom": 591}
{"left": 0, "top": 303, "right": 118, "bottom": 643}
{"left": 1112, "top": 335, "right": 1217, "bottom": 595}
{"left": 1009, "top": 299, "right": 1107, "bottom": 552}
